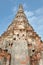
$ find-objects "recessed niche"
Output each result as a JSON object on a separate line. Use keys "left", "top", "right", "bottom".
{"left": 28, "top": 44, "right": 30, "bottom": 46}
{"left": 13, "top": 38, "right": 16, "bottom": 40}
{"left": 32, "top": 50, "right": 35, "bottom": 52}
{"left": 22, "top": 34, "right": 24, "bottom": 36}
{"left": 9, "top": 43, "right": 10, "bottom": 46}
{"left": 23, "top": 29, "right": 25, "bottom": 31}
{"left": 20, "top": 29, "right": 22, "bottom": 31}
{"left": 25, "top": 38, "right": 27, "bottom": 40}
{"left": 17, "top": 34, "right": 19, "bottom": 36}
{"left": 4, "top": 49, "right": 8, "bottom": 52}
{"left": 26, "top": 30, "right": 28, "bottom": 32}
{"left": 28, "top": 44, "right": 32, "bottom": 47}
{"left": 11, "top": 43, "right": 13, "bottom": 46}
{"left": 0, "top": 48, "right": 2, "bottom": 52}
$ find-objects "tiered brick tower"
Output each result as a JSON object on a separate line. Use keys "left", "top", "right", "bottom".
{"left": 0, "top": 5, "right": 43, "bottom": 65}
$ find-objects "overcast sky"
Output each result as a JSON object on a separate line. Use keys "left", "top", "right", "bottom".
{"left": 0, "top": 0, "right": 43, "bottom": 40}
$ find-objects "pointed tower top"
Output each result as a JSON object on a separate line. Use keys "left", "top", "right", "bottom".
{"left": 18, "top": 4, "right": 24, "bottom": 12}
{"left": 7, "top": 4, "right": 34, "bottom": 31}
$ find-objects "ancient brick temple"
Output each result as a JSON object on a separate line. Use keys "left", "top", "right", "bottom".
{"left": 0, "top": 5, "right": 43, "bottom": 65}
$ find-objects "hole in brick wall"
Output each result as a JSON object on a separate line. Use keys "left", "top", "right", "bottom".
{"left": 0, "top": 48, "right": 2, "bottom": 52}
{"left": 32, "top": 50, "right": 35, "bottom": 52}
{"left": 20, "top": 29, "right": 22, "bottom": 31}
{"left": 28, "top": 44, "right": 32, "bottom": 48}
{"left": 11, "top": 43, "right": 13, "bottom": 46}
{"left": 26, "top": 30, "right": 28, "bottom": 32}
{"left": 9, "top": 43, "right": 10, "bottom": 46}
{"left": 13, "top": 38, "right": 16, "bottom": 40}
{"left": 28, "top": 44, "right": 31, "bottom": 46}
{"left": 17, "top": 34, "right": 19, "bottom": 36}
{"left": 4, "top": 49, "right": 8, "bottom": 52}
{"left": 22, "top": 34, "right": 24, "bottom": 36}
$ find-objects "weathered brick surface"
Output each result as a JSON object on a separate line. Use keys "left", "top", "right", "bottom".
{"left": 0, "top": 5, "right": 43, "bottom": 65}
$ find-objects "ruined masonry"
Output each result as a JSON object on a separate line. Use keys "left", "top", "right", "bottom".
{"left": 0, "top": 5, "right": 43, "bottom": 65}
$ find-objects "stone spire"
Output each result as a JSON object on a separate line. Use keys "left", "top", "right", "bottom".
{"left": 7, "top": 4, "right": 34, "bottom": 31}
{"left": 18, "top": 4, "right": 24, "bottom": 12}
{"left": 14, "top": 4, "right": 26, "bottom": 21}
